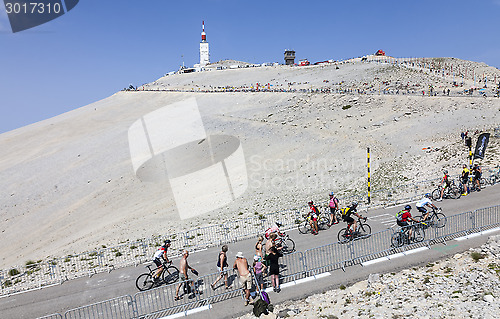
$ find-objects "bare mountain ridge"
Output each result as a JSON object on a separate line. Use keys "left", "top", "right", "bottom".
{"left": 1, "top": 58, "right": 499, "bottom": 268}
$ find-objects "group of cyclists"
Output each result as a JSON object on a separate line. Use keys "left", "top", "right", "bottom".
{"left": 439, "top": 164, "right": 482, "bottom": 200}
{"left": 147, "top": 165, "right": 485, "bottom": 290}
{"left": 304, "top": 193, "right": 364, "bottom": 236}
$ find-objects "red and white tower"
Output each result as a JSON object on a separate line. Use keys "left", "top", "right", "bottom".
{"left": 200, "top": 21, "right": 210, "bottom": 66}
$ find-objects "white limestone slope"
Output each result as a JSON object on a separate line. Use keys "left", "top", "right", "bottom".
{"left": 0, "top": 60, "right": 499, "bottom": 269}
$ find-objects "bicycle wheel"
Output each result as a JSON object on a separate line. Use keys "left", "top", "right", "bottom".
{"left": 391, "top": 232, "right": 403, "bottom": 248}
{"left": 450, "top": 187, "right": 461, "bottom": 199}
{"left": 431, "top": 188, "right": 441, "bottom": 200}
{"left": 162, "top": 265, "right": 180, "bottom": 285}
{"left": 136, "top": 273, "right": 154, "bottom": 291}
{"left": 282, "top": 238, "right": 295, "bottom": 254}
{"left": 318, "top": 215, "right": 330, "bottom": 230}
{"left": 412, "top": 225, "right": 425, "bottom": 242}
{"left": 298, "top": 221, "right": 311, "bottom": 234}
{"left": 431, "top": 212, "right": 446, "bottom": 228}
{"left": 357, "top": 222, "right": 371, "bottom": 237}
{"left": 337, "top": 228, "right": 351, "bottom": 243}
{"left": 489, "top": 176, "right": 497, "bottom": 185}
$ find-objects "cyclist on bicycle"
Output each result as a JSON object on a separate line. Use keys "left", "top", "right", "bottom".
{"left": 461, "top": 164, "right": 470, "bottom": 196}
{"left": 152, "top": 239, "right": 171, "bottom": 280}
{"left": 415, "top": 193, "right": 438, "bottom": 222}
{"left": 307, "top": 201, "right": 320, "bottom": 235}
{"left": 472, "top": 164, "right": 482, "bottom": 191}
{"left": 438, "top": 170, "right": 451, "bottom": 201}
{"left": 328, "top": 192, "right": 340, "bottom": 226}
{"left": 396, "top": 205, "right": 418, "bottom": 239}
{"left": 340, "top": 201, "right": 362, "bottom": 234}
{"left": 265, "top": 222, "right": 283, "bottom": 239}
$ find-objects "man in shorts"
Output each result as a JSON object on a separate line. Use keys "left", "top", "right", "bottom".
{"left": 328, "top": 192, "right": 340, "bottom": 226}
{"left": 233, "top": 252, "right": 253, "bottom": 306}
{"left": 461, "top": 164, "right": 470, "bottom": 196}
{"left": 175, "top": 250, "right": 198, "bottom": 300}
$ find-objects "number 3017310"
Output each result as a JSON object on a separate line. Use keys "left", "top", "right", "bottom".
{"left": 5, "top": 2, "right": 62, "bottom": 14}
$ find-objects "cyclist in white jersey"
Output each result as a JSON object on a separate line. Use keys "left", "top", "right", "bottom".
{"left": 415, "top": 193, "right": 438, "bottom": 221}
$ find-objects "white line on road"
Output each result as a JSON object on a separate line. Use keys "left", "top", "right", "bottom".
{"left": 361, "top": 247, "right": 430, "bottom": 266}
{"left": 454, "top": 227, "right": 500, "bottom": 241}
{"left": 160, "top": 304, "right": 212, "bottom": 319}
{"left": 264, "top": 272, "right": 331, "bottom": 293}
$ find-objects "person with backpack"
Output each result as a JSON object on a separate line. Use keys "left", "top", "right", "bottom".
{"left": 307, "top": 201, "right": 320, "bottom": 235}
{"left": 396, "top": 205, "right": 418, "bottom": 239}
{"left": 340, "top": 201, "right": 362, "bottom": 234}
{"left": 328, "top": 192, "right": 340, "bottom": 226}
{"left": 253, "top": 255, "right": 267, "bottom": 291}
{"left": 211, "top": 245, "right": 229, "bottom": 290}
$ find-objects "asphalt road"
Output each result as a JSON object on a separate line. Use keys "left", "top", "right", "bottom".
{"left": 1, "top": 184, "right": 499, "bottom": 319}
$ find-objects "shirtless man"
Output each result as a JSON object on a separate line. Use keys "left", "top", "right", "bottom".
{"left": 233, "top": 252, "right": 253, "bottom": 306}
{"left": 175, "top": 250, "right": 197, "bottom": 300}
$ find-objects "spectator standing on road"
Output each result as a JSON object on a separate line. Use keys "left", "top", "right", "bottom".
{"left": 473, "top": 164, "right": 482, "bottom": 191}
{"left": 328, "top": 192, "right": 340, "bottom": 226}
{"left": 255, "top": 236, "right": 264, "bottom": 261}
{"left": 461, "top": 164, "right": 470, "bottom": 195}
{"left": 211, "top": 245, "right": 229, "bottom": 290}
{"left": 253, "top": 255, "right": 267, "bottom": 291}
{"left": 233, "top": 252, "right": 253, "bottom": 306}
{"left": 264, "top": 233, "right": 279, "bottom": 269}
{"left": 175, "top": 250, "right": 197, "bottom": 301}
{"left": 267, "top": 246, "right": 283, "bottom": 293}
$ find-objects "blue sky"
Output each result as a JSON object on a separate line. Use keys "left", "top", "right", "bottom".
{"left": 1, "top": 0, "right": 499, "bottom": 133}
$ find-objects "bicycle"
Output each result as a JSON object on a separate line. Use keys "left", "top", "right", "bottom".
{"left": 488, "top": 165, "right": 500, "bottom": 185}
{"left": 298, "top": 213, "right": 329, "bottom": 234}
{"left": 135, "top": 260, "right": 180, "bottom": 291}
{"left": 431, "top": 180, "right": 461, "bottom": 200}
{"left": 414, "top": 207, "right": 446, "bottom": 228}
{"left": 391, "top": 222, "right": 426, "bottom": 248}
{"left": 274, "top": 232, "right": 296, "bottom": 254}
{"left": 337, "top": 216, "right": 371, "bottom": 243}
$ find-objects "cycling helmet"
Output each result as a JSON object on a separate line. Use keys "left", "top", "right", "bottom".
{"left": 443, "top": 170, "right": 448, "bottom": 174}
{"left": 404, "top": 205, "right": 411, "bottom": 210}
{"left": 424, "top": 193, "right": 431, "bottom": 198}
{"left": 351, "top": 201, "right": 358, "bottom": 207}
{"left": 329, "top": 192, "right": 334, "bottom": 196}
{"left": 164, "top": 239, "right": 171, "bottom": 246}
{"left": 275, "top": 222, "right": 283, "bottom": 227}
{"left": 308, "top": 201, "right": 314, "bottom": 205}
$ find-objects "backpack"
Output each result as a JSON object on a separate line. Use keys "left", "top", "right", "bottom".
{"left": 261, "top": 290, "right": 271, "bottom": 304}
{"left": 253, "top": 299, "right": 269, "bottom": 317}
{"left": 341, "top": 207, "right": 349, "bottom": 216}
{"left": 395, "top": 210, "right": 405, "bottom": 222}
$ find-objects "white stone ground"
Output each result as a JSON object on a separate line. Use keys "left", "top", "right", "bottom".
{"left": 238, "top": 235, "right": 500, "bottom": 319}
{"left": 0, "top": 58, "right": 499, "bottom": 269}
